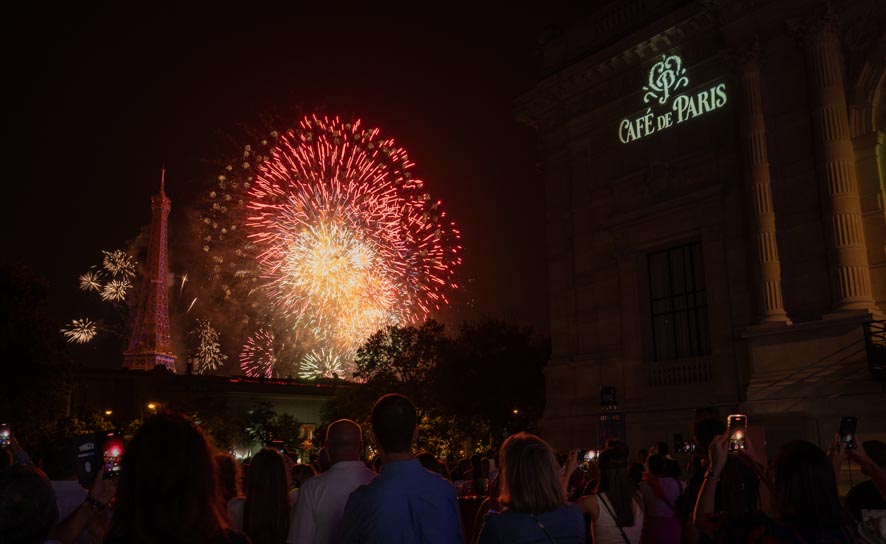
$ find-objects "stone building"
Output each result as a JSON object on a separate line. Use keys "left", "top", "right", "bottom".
{"left": 516, "top": 0, "right": 886, "bottom": 458}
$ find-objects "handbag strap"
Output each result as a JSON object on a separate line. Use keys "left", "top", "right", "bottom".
{"left": 529, "top": 513, "right": 557, "bottom": 544}
{"left": 598, "top": 494, "right": 632, "bottom": 544}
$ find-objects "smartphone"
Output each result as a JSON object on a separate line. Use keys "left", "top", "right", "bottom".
{"left": 100, "top": 430, "right": 124, "bottom": 479}
{"left": 0, "top": 423, "right": 10, "bottom": 447}
{"left": 576, "top": 449, "right": 598, "bottom": 472}
{"left": 577, "top": 449, "right": 588, "bottom": 472}
{"left": 727, "top": 414, "right": 748, "bottom": 452}
{"left": 839, "top": 416, "right": 857, "bottom": 450}
{"left": 74, "top": 432, "right": 98, "bottom": 486}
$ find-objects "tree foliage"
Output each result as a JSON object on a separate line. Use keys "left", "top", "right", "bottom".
{"left": 0, "top": 265, "right": 75, "bottom": 453}
{"left": 327, "top": 319, "right": 549, "bottom": 456}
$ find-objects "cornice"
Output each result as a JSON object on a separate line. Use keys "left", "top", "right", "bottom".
{"left": 515, "top": 4, "right": 717, "bottom": 131}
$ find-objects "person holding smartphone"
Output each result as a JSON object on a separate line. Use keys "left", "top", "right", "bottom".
{"left": 833, "top": 436, "right": 886, "bottom": 523}
{"left": 693, "top": 435, "right": 856, "bottom": 543}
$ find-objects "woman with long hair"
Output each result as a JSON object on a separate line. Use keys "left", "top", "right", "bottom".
{"left": 576, "top": 448, "right": 644, "bottom": 544}
{"left": 478, "top": 432, "right": 584, "bottom": 543}
{"left": 228, "top": 448, "right": 290, "bottom": 544}
{"left": 105, "top": 412, "right": 247, "bottom": 544}
{"left": 693, "top": 436, "right": 856, "bottom": 542}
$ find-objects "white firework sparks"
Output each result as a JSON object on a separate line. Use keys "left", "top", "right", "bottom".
{"left": 101, "top": 250, "right": 136, "bottom": 278}
{"left": 61, "top": 319, "right": 97, "bottom": 344}
{"left": 78, "top": 270, "right": 103, "bottom": 292}
{"left": 193, "top": 319, "right": 227, "bottom": 374}
{"left": 100, "top": 278, "right": 132, "bottom": 302}
{"left": 298, "top": 348, "right": 344, "bottom": 380}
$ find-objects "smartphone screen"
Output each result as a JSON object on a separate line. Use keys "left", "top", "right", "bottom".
{"left": 101, "top": 430, "right": 124, "bottom": 479}
{"left": 727, "top": 414, "right": 748, "bottom": 452}
{"left": 0, "top": 424, "right": 10, "bottom": 447}
{"left": 576, "top": 449, "right": 588, "bottom": 472}
{"left": 839, "top": 416, "right": 857, "bottom": 450}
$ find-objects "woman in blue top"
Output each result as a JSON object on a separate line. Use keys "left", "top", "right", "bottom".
{"left": 478, "top": 432, "right": 585, "bottom": 544}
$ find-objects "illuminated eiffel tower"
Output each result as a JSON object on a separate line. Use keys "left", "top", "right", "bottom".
{"left": 123, "top": 168, "right": 176, "bottom": 371}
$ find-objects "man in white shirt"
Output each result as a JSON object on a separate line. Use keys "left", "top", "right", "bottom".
{"left": 287, "top": 419, "right": 376, "bottom": 544}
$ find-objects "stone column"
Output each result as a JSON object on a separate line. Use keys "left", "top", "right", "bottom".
{"left": 736, "top": 47, "right": 790, "bottom": 324}
{"left": 798, "top": 12, "right": 877, "bottom": 313}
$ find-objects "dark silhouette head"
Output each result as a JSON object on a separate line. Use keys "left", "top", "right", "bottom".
{"left": 665, "top": 458, "right": 682, "bottom": 479}
{"left": 214, "top": 452, "right": 241, "bottom": 504}
{"left": 243, "top": 448, "right": 290, "bottom": 544}
{"left": 604, "top": 438, "right": 629, "bottom": 458}
{"left": 291, "top": 463, "right": 317, "bottom": 488}
{"left": 694, "top": 419, "right": 726, "bottom": 451}
{"left": 106, "top": 411, "right": 230, "bottom": 543}
{"left": 417, "top": 452, "right": 442, "bottom": 474}
{"left": 370, "top": 394, "right": 417, "bottom": 454}
{"left": 772, "top": 440, "right": 847, "bottom": 531}
{"left": 0, "top": 465, "right": 58, "bottom": 544}
{"left": 325, "top": 419, "right": 363, "bottom": 464}
{"left": 41, "top": 436, "right": 77, "bottom": 481}
{"left": 646, "top": 453, "right": 666, "bottom": 476}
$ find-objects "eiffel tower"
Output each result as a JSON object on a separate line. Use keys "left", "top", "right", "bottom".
{"left": 123, "top": 168, "right": 176, "bottom": 371}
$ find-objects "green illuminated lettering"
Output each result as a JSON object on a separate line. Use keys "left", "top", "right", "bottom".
{"left": 714, "top": 83, "right": 727, "bottom": 108}
{"left": 698, "top": 89, "right": 711, "bottom": 113}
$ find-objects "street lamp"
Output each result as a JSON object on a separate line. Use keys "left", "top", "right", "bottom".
{"left": 141, "top": 402, "right": 160, "bottom": 425}
{"left": 104, "top": 410, "right": 113, "bottom": 416}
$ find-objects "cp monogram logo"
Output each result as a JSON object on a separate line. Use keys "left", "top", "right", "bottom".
{"left": 643, "top": 55, "right": 689, "bottom": 105}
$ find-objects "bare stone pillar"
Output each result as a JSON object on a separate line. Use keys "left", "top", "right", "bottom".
{"left": 736, "top": 47, "right": 790, "bottom": 324}
{"left": 798, "top": 12, "right": 877, "bottom": 313}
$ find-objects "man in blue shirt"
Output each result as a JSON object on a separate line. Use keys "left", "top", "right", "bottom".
{"left": 339, "top": 394, "right": 463, "bottom": 543}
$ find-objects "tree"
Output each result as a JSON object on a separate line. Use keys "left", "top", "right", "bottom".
{"left": 439, "top": 321, "right": 549, "bottom": 440}
{"left": 166, "top": 395, "right": 243, "bottom": 450}
{"left": 354, "top": 319, "right": 448, "bottom": 400}
{"left": 0, "top": 265, "right": 75, "bottom": 453}
{"left": 271, "top": 413, "right": 303, "bottom": 449}
{"left": 243, "top": 402, "right": 278, "bottom": 446}
{"left": 327, "top": 319, "right": 550, "bottom": 456}
{"left": 241, "top": 402, "right": 303, "bottom": 450}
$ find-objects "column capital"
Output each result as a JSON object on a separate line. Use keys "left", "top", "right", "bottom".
{"left": 722, "top": 37, "right": 765, "bottom": 72}
{"left": 787, "top": 2, "right": 840, "bottom": 45}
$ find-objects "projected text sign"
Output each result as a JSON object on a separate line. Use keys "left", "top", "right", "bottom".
{"left": 618, "top": 55, "right": 727, "bottom": 144}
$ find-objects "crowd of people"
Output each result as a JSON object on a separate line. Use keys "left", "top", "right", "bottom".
{"left": 2, "top": 394, "right": 885, "bottom": 543}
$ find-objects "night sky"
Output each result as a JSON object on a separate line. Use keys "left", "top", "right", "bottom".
{"left": 6, "top": 5, "right": 583, "bottom": 363}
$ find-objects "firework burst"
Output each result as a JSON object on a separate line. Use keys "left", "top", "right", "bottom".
{"left": 79, "top": 270, "right": 103, "bottom": 292}
{"left": 193, "top": 319, "right": 227, "bottom": 374}
{"left": 239, "top": 329, "right": 278, "bottom": 378}
{"left": 102, "top": 250, "right": 136, "bottom": 278}
{"left": 244, "top": 115, "right": 461, "bottom": 378}
{"left": 62, "top": 319, "right": 97, "bottom": 344}
{"left": 298, "top": 348, "right": 344, "bottom": 380}
{"left": 100, "top": 278, "right": 132, "bottom": 302}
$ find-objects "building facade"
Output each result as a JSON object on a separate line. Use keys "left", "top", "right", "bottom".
{"left": 516, "top": 0, "right": 886, "bottom": 458}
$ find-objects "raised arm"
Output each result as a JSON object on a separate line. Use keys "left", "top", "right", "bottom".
{"left": 691, "top": 434, "right": 727, "bottom": 538}
{"left": 848, "top": 439, "right": 886, "bottom": 504}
